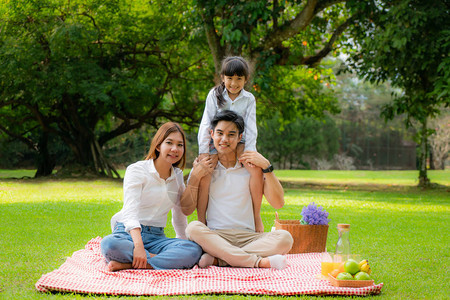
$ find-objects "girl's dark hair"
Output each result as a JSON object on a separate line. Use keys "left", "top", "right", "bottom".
{"left": 214, "top": 56, "right": 250, "bottom": 107}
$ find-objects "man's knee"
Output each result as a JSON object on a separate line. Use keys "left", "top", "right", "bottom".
{"left": 185, "top": 220, "right": 208, "bottom": 241}
{"left": 275, "top": 230, "right": 294, "bottom": 253}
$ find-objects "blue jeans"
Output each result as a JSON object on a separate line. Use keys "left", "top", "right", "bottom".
{"left": 100, "top": 223, "right": 202, "bottom": 270}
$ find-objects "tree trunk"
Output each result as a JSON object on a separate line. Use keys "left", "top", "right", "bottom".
{"left": 34, "top": 132, "right": 55, "bottom": 178}
{"left": 418, "top": 119, "right": 430, "bottom": 187}
{"left": 57, "top": 128, "right": 120, "bottom": 178}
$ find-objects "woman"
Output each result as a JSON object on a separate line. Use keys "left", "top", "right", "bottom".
{"left": 101, "top": 122, "right": 202, "bottom": 271}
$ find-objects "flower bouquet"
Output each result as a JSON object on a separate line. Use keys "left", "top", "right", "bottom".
{"left": 274, "top": 202, "right": 330, "bottom": 254}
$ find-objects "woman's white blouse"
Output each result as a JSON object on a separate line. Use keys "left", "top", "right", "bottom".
{"left": 110, "top": 159, "right": 187, "bottom": 238}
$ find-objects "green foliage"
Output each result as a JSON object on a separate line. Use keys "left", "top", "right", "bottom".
{"left": 254, "top": 62, "right": 340, "bottom": 122}
{"left": 347, "top": 0, "right": 449, "bottom": 124}
{"left": 194, "top": 0, "right": 354, "bottom": 122}
{"left": 0, "top": 0, "right": 209, "bottom": 175}
{"left": 258, "top": 113, "right": 340, "bottom": 169}
{"left": 332, "top": 70, "right": 417, "bottom": 169}
{"left": 345, "top": 0, "right": 449, "bottom": 185}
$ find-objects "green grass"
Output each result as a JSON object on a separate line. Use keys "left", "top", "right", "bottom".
{"left": 0, "top": 171, "right": 449, "bottom": 299}
{"left": 7, "top": 169, "right": 449, "bottom": 187}
{"left": 0, "top": 169, "right": 37, "bottom": 178}
{"left": 275, "top": 169, "right": 449, "bottom": 187}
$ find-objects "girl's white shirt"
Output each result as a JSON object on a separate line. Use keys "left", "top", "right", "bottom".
{"left": 110, "top": 159, "right": 188, "bottom": 239}
{"left": 198, "top": 88, "right": 257, "bottom": 154}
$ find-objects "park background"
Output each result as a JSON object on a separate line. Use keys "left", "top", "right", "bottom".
{"left": 0, "top": 0, "right": 449, "bottom": 299}
{"left": 0, "top": 0, "right": 448, "bottom": 182}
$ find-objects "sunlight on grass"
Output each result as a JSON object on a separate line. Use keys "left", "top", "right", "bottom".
{"left": 275, "top": 170, "right": 449, "bottom": 186}
{"left": 281, "top": 189, "right": 450, "bottom": 213}
{"left": 1, "top": 173, "right": 449, "bottom": 299}
{"left": 0, "top": 180, "right": 123, "bottom": 204}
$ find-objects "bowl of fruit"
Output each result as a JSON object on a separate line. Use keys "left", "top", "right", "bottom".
{"left": 328, "top": 259, "right": 374, "bottom": 287}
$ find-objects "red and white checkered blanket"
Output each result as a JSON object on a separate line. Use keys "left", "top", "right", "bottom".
{"left": 36, "top": 237, "right": 383, "bottom": 296}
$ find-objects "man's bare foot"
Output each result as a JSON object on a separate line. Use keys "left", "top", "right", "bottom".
{"left": 258, "top": 255, "right": 287, "bottom": 270}
{"left": 107, "top": 261, "right": 153, "bottom": 272}
{"left": 198, "top": 253, "right": 218, "bottom": 268}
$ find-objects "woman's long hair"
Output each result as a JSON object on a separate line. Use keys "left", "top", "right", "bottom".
{"left": 214, "top": 56, "right": 250, "bottom": 107}
{"left": 145, "top": 122, "right": 186, "bottom": 170}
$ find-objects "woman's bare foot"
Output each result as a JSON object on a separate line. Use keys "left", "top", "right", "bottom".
{"left": 107, "top": 261, "right": 153, "bottom": 272}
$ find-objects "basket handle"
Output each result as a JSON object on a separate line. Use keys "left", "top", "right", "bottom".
{"left": 275, "top": 211, "right": 279, "bottom": 221}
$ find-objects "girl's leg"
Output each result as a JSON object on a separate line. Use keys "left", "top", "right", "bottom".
{"left": 249, "top": 168, "right": 264, "bottom": 232}
{"left": 238, "top": 147, "right": 264, "bottom": 232}
{"left": 197, "top": 154, "right": 218, "bottom": 224}
{"left": 197, "top": 175, "right": 211, "bottom": 224}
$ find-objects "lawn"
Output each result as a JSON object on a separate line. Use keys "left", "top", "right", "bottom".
{"left": 3, "top": 169, "right": 448, "bottom": 187}
{"left": 0, "top": 170, "right": 449, "bottom": 299}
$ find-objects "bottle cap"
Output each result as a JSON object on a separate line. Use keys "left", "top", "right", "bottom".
{"left": 337, "top": 223, "right": 350, "bottom": 229}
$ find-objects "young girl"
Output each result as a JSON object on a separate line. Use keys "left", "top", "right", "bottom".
{"left": 101, "top": 122, "right": 202, "bottom": 271}
{"left": 197, "top": 56, "right": 265, "bottom": 232}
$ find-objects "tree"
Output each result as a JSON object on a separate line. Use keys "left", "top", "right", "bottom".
{"left": 192, "top": 0, "right": 370, "bottom": 121}
{"left": 332, "top": 69, "right": 417, "bottom": 170}
{"left": 0, "top": 0, "right": 207, "bottom": 177}
{"left": 345, "top": 0, "right": 450, "bottom": 186}
{"left": 258, "top": 113, "right": 340, "bottom": 169}
{"left": 429, "top": 114, "right": 449, "bottom": 170}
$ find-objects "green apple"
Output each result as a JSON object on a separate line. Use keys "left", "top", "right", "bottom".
{"left": 336, "top": 272, "right": 354, "bottom": 280}
{"left": 354, "top": 271, "right": 372, "bottom": 280}
{"left": 344, "top": 259, "right": 360, "bottom": 275}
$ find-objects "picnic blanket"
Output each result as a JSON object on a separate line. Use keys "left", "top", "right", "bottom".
{"left": 35, "top": 237, "right": 383, "bottom": 296}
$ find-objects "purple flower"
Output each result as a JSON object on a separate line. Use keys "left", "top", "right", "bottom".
{"left": 300, "top": 202, "right": 330, "bottom": 225}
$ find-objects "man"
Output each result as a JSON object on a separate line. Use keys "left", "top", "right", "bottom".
{"left": 181, "top": 110, "right": 293, "bottom": 270}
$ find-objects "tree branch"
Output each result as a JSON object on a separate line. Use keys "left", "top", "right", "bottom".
{"left": 199, "top": 6, "right": 225, "bottom": 73}
{"left": 263, "top": 0, "right": 319, "bottom": 51}
{"left": 0, "top": 123, "right": 38, "bottom": 151}
{"left": 315, "top": 0, "right": 346, "bottom": 14}
{"left": 301, "top": 16, "right": 354, "bottom": 66}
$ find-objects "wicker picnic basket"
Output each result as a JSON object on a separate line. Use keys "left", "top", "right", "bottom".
{"left": 274, "top": 213, "right": 329, "bottom": 254}
{"left": 328, "top": 274, "right": 375, "bottom": 287}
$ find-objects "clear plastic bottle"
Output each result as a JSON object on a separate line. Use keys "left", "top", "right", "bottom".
{"left": 335, "top": 223, "right": 351, "bottom": 262}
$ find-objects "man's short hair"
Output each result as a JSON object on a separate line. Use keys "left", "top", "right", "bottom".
{"left": 210, "top": 110, "right": 245, "bottom": 135}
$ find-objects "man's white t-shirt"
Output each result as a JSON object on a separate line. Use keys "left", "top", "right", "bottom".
{"left": 206, "top": 160, "right": 255, "bottom": 231}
